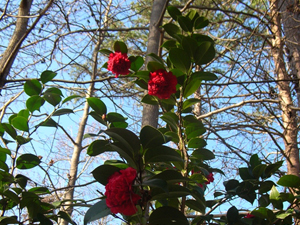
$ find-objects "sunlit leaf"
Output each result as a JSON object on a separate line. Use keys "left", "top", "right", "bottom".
{"left": 24, "top": 79, "right": 42, "bottom": 96}
{"left": 40, "top": 70, "right": 57, "bottom": 84}
{"left": 84, "top": 200, "right": 111, "bottom": 225}
{"left": 16, "top": 154, "right": 41, "bottom": 169}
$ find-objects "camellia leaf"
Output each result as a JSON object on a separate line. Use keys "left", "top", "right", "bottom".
{"left": 194, "top": 41, "right": 215, "bottom": 65}
{"left": 142, "top": 179, "right": 168, "bottom": 192}
{"left": 87, "top": 97, "right": 107, "bottom": 116}
{"left": 277, "top": 174, "right": 300, "bottom": 188}
{"left": 188, "top": 138, "right": 207, "bottom": 148}
{"left": 183, "top": 74, "right": 202, "bottom": 98}
{"left": 87, "top": 140, "right": 112, "bottom": 156}
{"left": 192, "top": 71, "right": 218, "bottom": 81}
{"left": 163, "top": 23, "right": 181, "bottom": 39}
{"left": 145, "top": 146, "right": 182, "bottom": 163}
{"left": 92, "top": 165, "right": 121, "bottom": 185}
{"left": 182, "top": 37, "right": 198, "bottom": 59}
{"left": 84, "top": 200, "right": 111, "bottom": 225}
{"left": 40, "top": 70, "right": 57, "bottom": 84}
{"left": 114, "top": 41, "right": 127, "bottom": 54}
{"left": 169, "top": 48, "right": 191, "bottom": 73}
{"left": 167, "top": 6, "right": 181, "bottom": 21}
{"left": 178, "top": 16, "right": 193, "bottom": 32}
{"left": 140, "top": 126, "right": 169, "bottom": 149}
{"left": 43, "top": 88, "right": 62, "bottom": 106}
{"left": 99, "top": 49, "right": 113, "bottom": 56}
{"left": 227, "top": 206, "right": 239, "bottom": 224}
{"left": 182, "top": 98, "right": 201, "bottom": 110}
{"left": 52, "top": 108, "right": 74, "bottom": 116}
{"left": 147, "top": 53, "right": 164, "bottom": 65}
{"left": 129, "top": 56, "right": 144, "bottom": 72}
{"left": 26, "top": 95, "right": 45, "bottom": 112}
{"left": 62, "top": 95, "right": 82, "bottom": 104}
{"left": 141, "top": 94, "right": 159, "bottom": 105}
{"left": 194, "top": 16, "right": 209, "bottom": 29}
{"left": 38, "top": 118, "right": 57, "bottom": 128}
{"left": 147, "top": 61, "right": 165, "bottom": 72}
{"left": 24, "top": 79, "right": 42, "bottom": 96}
{"left": 11, "top": 116, "right": 29, "bottom": 132}
{"left": 149, "top": 170, "right": 190, "bottom": 183}
{"left": 1, "top": 123, "right": 17, "bottom": 139}
{"left": 185, "top": 199, "right": 205, "bottom": 214}
{"left": 251, "top": 207, "right": 275, "bottom": 222}
{"left": 16, "top": 154, "right": 41, "bottom": 169}
{"left": 149, "top": 206, "right": 189, "bottom": 225}
{"left": 18, "top": 109, "right": 29, "bottom": 119}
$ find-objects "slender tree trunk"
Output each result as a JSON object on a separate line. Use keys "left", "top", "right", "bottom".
{"left": 0, "top": 0, "right": 33, "bottom": 91}
{"left": 141, "top": 0, "right": 169, "bottom": 128}
{"left": 270, "top": 0, "right": 299, "bottom": 175}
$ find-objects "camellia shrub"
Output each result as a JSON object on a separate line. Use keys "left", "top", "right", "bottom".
{"left": 0, "top": 6, "right": 300, "bottom": 225}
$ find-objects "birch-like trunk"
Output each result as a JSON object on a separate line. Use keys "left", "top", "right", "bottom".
{"left": 141, "top": 0, "right": 168, "bottom": 128}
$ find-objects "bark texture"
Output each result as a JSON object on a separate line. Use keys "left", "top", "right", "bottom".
{"left": 270, "top": 0, "right": 299, "bottom": 176}
{"left": 0, "top": 0, "right": 33, "bottom": 91}
{"left": 141, "top": 0, "right": 168, "bottom": 128}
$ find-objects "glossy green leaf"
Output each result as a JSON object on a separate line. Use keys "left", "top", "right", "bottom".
{"left": 92, "top": 165, "right": 121, "bottom": 185}
{"left": 160, "top": 112, "right": 178, "bottom": 131}
{"left": 277, "top": 174, "right": 300, "bottom": 188}
{"left": 265, "top": 161, "right": 283, "bottom": 177}
{"left": 114, "top": 41, "right": 127, "bottom": 54}
{"left": 40, "top": 70, "right": 57, "bottom": 84}
{"left": 239, "top": 167, "right": 254, "bottom": 180}
{"left": 163, "top": 23, "right": 181, "bottom": 39}
{"left": 227, "top": 206, "right": 239, "bottom": 224}
{"left": 87, "top": 140, "right": 112, "bottom": 156}
{"left": 250, "top": 154, "right": 261, "bottom": 168}
{"left": 99, "top": 49, "right": 113, "bottom": 56}
{"left": 147, "top": 53, "right": 164, "bottom": 65}
{"left": 16, "top": 154, "right": 41, "bottom": 169}
{"left": 141, "top": 94, "right": 159, "bottom": 105}
{"left": 259, "top": 181, "right": 275, "bottom": 193}
{"left": 43, "top": 88, "right": 62, "bottom": 106}
{"left": 39, "top": 118, "right": 57, "bottom": 128}
{"left": 194, "top": 41, "right": 215, "bottom": 65}
{"left": 182, "top": 98, "right": 201, "bottom": 110}
{"left": 259, "top": 195, "right": 270, "bottom": 207}
{"left": 1, "top": 123, "right": 17, "bottom": 139}
{"left": 18, "top": 109, "right": 29, "bottom": 119}
{"left": 145, "top": 146, "right": 182, "bottom": 163}
{"left": 28, "top": 187, "right": 50, "bottom": 194}
{"left": 15, "top": 174, "right": 29, "bottom": 189}
{"left": 149, "top": 206, "right": 189, "bottom": 225}
{"left": 16, "top": 136, "right": 32, "bottom": 145}
{"left": 62, "top": 95, "right": 82, "bottom": 104}
{"left": 186, "top": 199, "right": 205, "bottom": 214}
{"left": 151, "top": 185, "right": 191, "bottom": 200}
{"left": 150, "top": 170, "right": 189, "bottom": 183}
{"left": 178, "top": 16, "right": 193, "bottom": 32}
{"left": 224, "top": 179, "right": 239, "bottom": 192}
{"left": 84, "top": 200, "right": 111, "bottom": 225}
{"left": 52, "top": 108, "right": 74, "bottom": 116}
{"left": 194, "top": 17, "right": 209, "bottom": 29}
{"left": 185, "top": 123, "right": 206, "bottom": 139}
{"left": 0, "top": 147, "right": 11, "bottom": 155}
{"left": 188, "top": 138, "right": 207, "bottom": 148}
{"left": 105, "top": 128, "right": 140, "bottom": 155}
{"left": 162, "top": 40, "right": 177, "bottom": 50}
{"left": 89, "top": 111, "right": 106, "bottom": 126}
{"left": 129, "top": 56, "right": 144, "bottom": 72}
{"left": 24, "top": 79, "right": 42, "bottom": 96}
{"left": 0, "top": 216, "right": 19, "bottom": 224}
{"left": 87, "top": 97, "right": 107, "bottom": 115}
{"left": 106, "top": 112, "right": 126, "bottom": 123}
{"left": 270, "top": 185, "right": 283, "bottom": 209}
{"left": 142, "top": 179, "right": 168, "bottom": 192}
{"left": 192, "top": 71, "right": 218, "bottom": 81}
{"left": 182, "top": 37, "right": 198, "bottom": 59}
{"left": 147, "top": 61, "right": 165, "bottom": 72}
{"left": 0, "top": 161, "right": 8, "bottom": 172}
{"left": 169, "top": 48, "right": 191, "bottom": 73}
{"left": 167, "top": 6, "right": 181, "bottom": 21}
{"left": 11, "top": 116, "right": 29, "bottom": 132}
{"left": 251, "top": 207, "right": 275, "bottom": 222}
{"left": 58, "top": 211, "right": 76, "bottom": 225}
{"left": 26, "top": 95, "right": 45, "bottom": 112}
{"left": 183, "top": 74, "right": 202, "bottom": 98}
{"left": 252, "top": 164, "right": 267, "bottom": 179}
{"left": 140, "top": 126, "right": 169, "bottom": 149}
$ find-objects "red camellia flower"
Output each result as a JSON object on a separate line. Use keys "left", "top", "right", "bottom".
{"left": 244, "top": 213, "right": 255, "bottom": 218}
{"left": 148, "top": 69, "right": 177, "bottom": 99}
{"left": 206, "top": 172, "right": 214, "bottom": 184}
{"left": 107, "top": 51, "right": 131, "bottom": 78}
{"left": 105, "top": 167, "right": 140, "bottom": 216}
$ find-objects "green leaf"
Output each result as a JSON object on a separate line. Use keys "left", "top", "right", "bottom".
{"left": 87, "top": 140, "right": 111, "bottom": 156}
{"left": 140, "top": 126, "right": 169, "bottom": 149}
{"left": 58, "top": 211, "right": 76, "bottom": 225}
{"left": 194, "top": 17, "right": 209, "bottom": 29}
{"left": 163, "top": 23, "right": 181, "bottom": 39}
{"left": 0, "top": 216, "right": 19, "bottom": 224}
{"left": 265, "top": 161, "right": 283, "bottom": 177}
{"left": 141, "top": 94, "right": 159, "bottom": 105}
{"left": 114, "top": 41, "right": 127, "bottom": 54}
{"left": 178, "top": 16, "right": 193, "bottom": 32}
{"left": 18, "top": 109, "right": 29, "bottom": 119}
{"left": 11, "top": 116, "right": 29, "bottom": 132}
{"left": 160, "top": 112, "right": 178, "bottom": 131}
{"left": 28, "top": 187, "right": 50, "bottom": 194}
{"left": 142, "top": 179, "right": 168, "bottom": 192}
{"left": 16, "top": 154, "right": 41, "bottom": 169}
{"left": 24, "top": 79, "right": 42, "bottom": 96}
{"left": 150, "top": 170, "right": 189, "bottom": 183}
{"left": 277, "top": 174, "right": 300, "bottom": 188}
{"left": 186, "top": 199, "right": 205, "bottom": 214}
{"left": 192, "top": 71, "right": 218, "bottom": 81}
{"left": 185, "top": 123, "right": 206, "bottom": 139}
{"left": 147, "top": 61, "right": 165, "bottom": 72}
{"left": 224, "top": 179, "right": 239, "bottom": 192}
{"left": 251, "top": 207, "right": 275, "bottom": 222}
{"left": 194, "top": 41, "right": 215, "bottom": 65}
{"left": 106, "top": 112, "right": 126, "bottom": 123}
{"left": 105, "top": 128, "right": 141, "bottom": 155}
{"left": 182, "top": 37, "right": 198, "bottom": 59}
{"left": 0, "top": 147, "right": 11, "bottom": 155}
{"left": 169, "top": 48, "right": 191, "bottom": 73}
{"left": 270, "top": 185, "right": 283, "bottom": 209}
{"left": 183, "top": 74, "right": 202, "bottom": 98}
{"left": 89, "top": 111, "right": 106, "bottom": 126}
{"left": 252, "top": 164, "right": 267, "bottom": 179}
{"left": 84, "top": 200, "right": 111, "bottom": 225}
{"left": 39, "top": 118, "right": 57, "bottom": 128}
{"left": 26, "top": 95, "right": 45, "bottom": 112}
{"left": 188, "top": 138, "right": 207, "bottom": 148}
{"left": 52, "top": 108, "right": 74, "bottom": 116}
{"left": 149, "top": 206, "right": 189, "bottom": 225}
{"left": 145, "top": 146, "right": 182, "bottom": 163}
{"left": 250, "top": 154, "right": 261, "bottom": 168}
{"left": 167, "top": 6, "right": 181, "bottom": 21}
{"left": 162, "top": 40, "right": 177, "bottom": 50}
{"left": 92, "top": 165, "right": 121, "bottom": 185}
{"left": 15, "top": 174, "right": 29, "bottom": 189}
{"left": 147, "top": 53, "right": 164, "bottom": 65}
{"left": 40, "top": 70, "right": 57, "bottom": 84}
{"left": 1, "top": 123, "right": 17, "bottom": 139}
{"left": 62, "top": 95, "right": 82, "bottom": 104}
{"left": 43, "top": 88, "right": 62, "bottom": 106}
{"left": 259, "top": 181, "right": 275, "bottom": 193}
{"left": 227, "top": 206, "right": 239, "bottom": 224}
{"left": 239, "top": 167, "right": 254, "bottom": 180}
{"left": 129, "top": 56, "right": 144, "bottom": 72}
{"left": 87, "top": 97, "right": 107, "bottom": 116}
{"left": 182, "top": 98, "right": 201, "bottom": 110}
{"left": 99, "top": 49, "right": 113, "bottom": 56}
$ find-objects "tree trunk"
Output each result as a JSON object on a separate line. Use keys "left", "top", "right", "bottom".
{"left": 141, "top": 0, "right": 168, "bottom": 128}
{"left": 0, "top": 0, "right": 33, "bottom": 92}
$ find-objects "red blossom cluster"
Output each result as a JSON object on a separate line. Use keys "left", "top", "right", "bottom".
{"left": 105, "top": 167, "right": 140, "bottom": 216}
{"left": 244, "top": 213, "right": 255, "bottom": 219}
{"left": 191, "top": 170, "right": 214, "bottom": 187}
{"left": 107, "top": 51, "right": 131, "bottom": 78}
